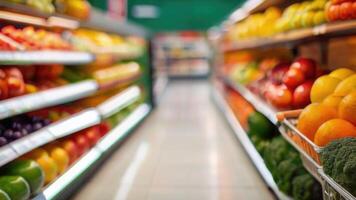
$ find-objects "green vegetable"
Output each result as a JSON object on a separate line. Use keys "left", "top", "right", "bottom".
{"left": 275, "top": 158, "right": 306, "bottom": 195}
{"left": 292, "top": 174, "right": 322, "bottom": 200}
{"left": 321, "top": 137, "right": 356, "bottom": 196}
{"left": 247, "top": 112, "right": 275, "bottom": 139}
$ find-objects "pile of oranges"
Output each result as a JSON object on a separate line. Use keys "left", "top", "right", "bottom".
{"left": 297, "top": 68, "right": 356, "bottom": 146}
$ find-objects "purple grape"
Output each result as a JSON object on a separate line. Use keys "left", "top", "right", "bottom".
{"left": 0, "top": 137, "right": 7, "bottom": 146}
{"left": 24, "top": 124, "right": 33, "bottom": 133}
{"left": 43, "top": 119, "right": 51, "bottom": 126}
{"left": 21, "top": 129, "right": 28, "bottom": 137}
{"left": 11, "top": 122, "right": 22, "bottom": 130}
{"left": 33, "top": 123, "right": 42, "bottom": 131}
{"left": 3, "top": 129, "right": 13, "bottom": 139}
{"left": 12, "top": 131, "right": 22, "bottom": 139}
{"left": 31, "top": 116, "right": 41, "bottom": 123}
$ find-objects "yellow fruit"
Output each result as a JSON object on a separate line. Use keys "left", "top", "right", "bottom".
{"left": 314, "top": 119, "right": 356, "bottom": 146}
{"left": 334, "top": 74, "right": 356, "bottom": 96}
{"left": 301, "top": 12, "right": 315, "bottom": 27}
{"left": 297, "top": 103, "right": 338, "bottom": 141}
{"left": 329, "top": 68, "right": 354, "bottom": 79}
{"left": 339, "top": 91, "right": 356, "bottom": 126}
{"left": 313, "top": 11, "right": 326, "bottom": 25}
{"left": 322, "top": 94, "right": 343, "bottom": 109}
{"left": 48, "top": 147, "right": 69, "bottom": 174}
{"left": 36, "top": 156, "right": 58, "bottom": 184}
{"left": 310, "top": 75, "right": 341, "bottom": 103}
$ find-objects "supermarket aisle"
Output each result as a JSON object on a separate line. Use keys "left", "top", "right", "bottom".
{"left": 72, "top": 80, "right": 274, "bottom": 200}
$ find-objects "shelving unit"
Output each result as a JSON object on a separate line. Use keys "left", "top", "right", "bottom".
{"left": 33, "top": 103, "right": 151, "bottom": 200}
{"left": 0, "top": 80, "right": 98, "bottom": 120}
{"left": 223, "top": 20, "right": 356, "bottom": 52}
{"left": 0, "top": 51, "right": 94, "bottom": 65}
{"left": 0, "top": 85, "right": 142, "bottom": 168}
{"left": 212, "top": 86, "right": 291, "bottom": 200}
{"left": 221, "top": 77, "right": 277, "bottom": 124}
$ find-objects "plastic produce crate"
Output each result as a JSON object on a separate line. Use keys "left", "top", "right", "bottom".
{"left": 318, "top": 169, "right": 356, "bottom": 200}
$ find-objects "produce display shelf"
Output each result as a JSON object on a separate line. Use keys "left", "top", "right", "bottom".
{"left": 33, "top": 103, "right": 151, "bottom": 200}
{"left": 0, "top": 85, "right": 142, "bottom": 167}
{"left": 212, "top": 86, "right": 291, "bottom": 200}
{"left": 0, "top": 51, "right": 94, "bottom": 65}
{"left": 0, "top": 1, "right": 149, "bottom": 37}
{"left": 0, "top": 80, "right": 98, "bottom": 120}
{"left": 222, "top": 77, "right": 277, "bottom": 124}
{"left": 223, "top": 20, "right": 356, "bottom": 52}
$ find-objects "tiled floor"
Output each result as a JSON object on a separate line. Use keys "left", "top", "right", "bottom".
{"left": 71, "top": 80, "right": 274, "bottom": 200}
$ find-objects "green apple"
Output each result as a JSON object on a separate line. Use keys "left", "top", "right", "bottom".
{"left": 0, "top": 176, "right": 30, "bottom": 200}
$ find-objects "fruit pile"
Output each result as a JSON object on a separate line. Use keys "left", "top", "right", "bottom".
{"left": 0, "top": 115, "right": 50, "bottom": 147}
{"left": 1, "top": 26, "right": 72, "bottom": 51}
{"left": 275, "top": 0, "right": 327, "bottom": 33}
{"left": 262, "top": 58, "right": 324, "bottom": 109}
{"left": 6, "top": 0, "right": 91, "bottom": 20}
{"left": 0, "top": 65, "right": 66, "bottom": 100}
{"left": 297, "top": 68, "right": 356, "bottom": 147}
{"left": 0, "top": 122, "right": 110, "bottom": 200}
{"left": 326, "top": 0, "right": 356, "bottom": 21}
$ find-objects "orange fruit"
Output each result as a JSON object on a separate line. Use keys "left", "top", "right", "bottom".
{"left": 310, "top": 75, "right": 341, "bottom": 103}
{"left": 329, "top": 68, "right": 354, "bottom": 79}
{"left": 22, "top": 148, "right": 49, "bottom": 160}
{"left": 334, "top": 74, "right": 356, "bottom": 96}
{"left": 339, "top": 91, "right": 356, "bottom": 126}
{"left": 36, "top": 155, "right": 58, "bottom": 184}
{"left": 322, "top": 94, "right": 343, "bottom": 110}
{"left": 314, "top": 118, "right": 356, "bottom": 146}
{"left": 297, "top": 103, "right": 338, "bottom": 140}
{"left": 48, "top": 147, "right": 69, "bottom": 174}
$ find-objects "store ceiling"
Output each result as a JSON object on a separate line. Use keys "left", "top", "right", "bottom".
{"left": 89, "top": 0, "right": 244, "bottom": 32}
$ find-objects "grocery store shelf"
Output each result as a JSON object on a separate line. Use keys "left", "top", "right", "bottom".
{"left": 97, "top": 86, "right": 141, "bottom": 118}
{"left": 37, "top": 103, "right": 151, "bottom": 200}
{"left": 223, "top": 20, "right": 356, "bottom": 52}
{"left": 0, "top": 80, "right": 99, "bottom": 120}
{"left": 0, "top": 51, "right": 94, "bottom": 65}
{"left": 0, "top": 87, "right": 143, "bottom": 167}
{"left": 212, "top": 86, "right": 291, "bottom": 200}
{"left": 222, "top": 77, "right": 277, "bottom": 124}
{"left": 0, "top": 2, "right": 149, "bottom": 37}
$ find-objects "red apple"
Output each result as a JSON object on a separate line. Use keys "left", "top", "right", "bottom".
{"left": 84, "top": 127, "right": 100, "bottom": 147}
{"left": 266, "top": 84, "right": 293, "bottom": 109}
{"left": 293, "top": 80, "right": 314, "bottom": 108}
{"left": 290, "top": 58, "right": 316, "bottom": 79}
{"left": 283, "top": 68, "right": 306, "bottom": 89}
{"left": 98, "top": 123, "right": 111, "bottom": 137}
{"left": 61, "top": 139, "right": 79, "bottom": 164}
{"left": 268, "top": 62, "right": 291, "bottom": 84}
{"left": 72, "top": 134, "right": 89, "bottom": 156}
{"left": 340, "top": 2, "right": 353, "bottom": 19}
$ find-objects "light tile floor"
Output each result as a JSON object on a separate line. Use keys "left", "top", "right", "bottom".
{"left": 71, "top": 80, "right": 275, "bottom": 200}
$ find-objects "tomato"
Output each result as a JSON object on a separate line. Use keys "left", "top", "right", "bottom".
{"left": 0, "top": 79, "right": 8, "bottom": 100}
{"left": 352, "top": 2, "right": 356, "bottom": 18}
{"left": 283, "top": 68, "right": 306, "bottom": 90}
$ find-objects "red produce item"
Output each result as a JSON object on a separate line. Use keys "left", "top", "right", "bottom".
{"left": 282, "top": 68, "right": 306, "bottom": 90}
{"left": 61, "top": 140, "right": 79, "bottom": 164}
{"left": 268, "top": 62, "right": 290, "bottom": 84}
{"left": 290, "top": 58, "right": 316, "bottom": 79}
{"left": 0, "top": 79, "right": 9, "bottom": 100}
{"left": 266, "top": 83, "right": 293, "bottom": 109}
{"left": 84, "top": 127, "right": 101, "bottom": 147}
{"left": 293, "top": 80, "right": 314, "bottom": 108}
{"left": 340, "top": 2, "right": 353, "bottom": 19}
{"left": 72, "top": 134, "right": 90, "bottom": 156}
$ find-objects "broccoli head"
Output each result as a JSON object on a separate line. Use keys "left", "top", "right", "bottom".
{"left": 292, "top": 174, "right": 322, "bottom": 200}
{"left": 321, "top": 137, "right": 356, "bottom": 197}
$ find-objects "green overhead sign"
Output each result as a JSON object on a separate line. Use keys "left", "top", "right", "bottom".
{"left": 89, "top": 0, "right": 244, "bottom": 32}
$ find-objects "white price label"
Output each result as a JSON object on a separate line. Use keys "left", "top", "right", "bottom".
{"left": 0, "top": 146, "right": 17, "bottom": 166}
